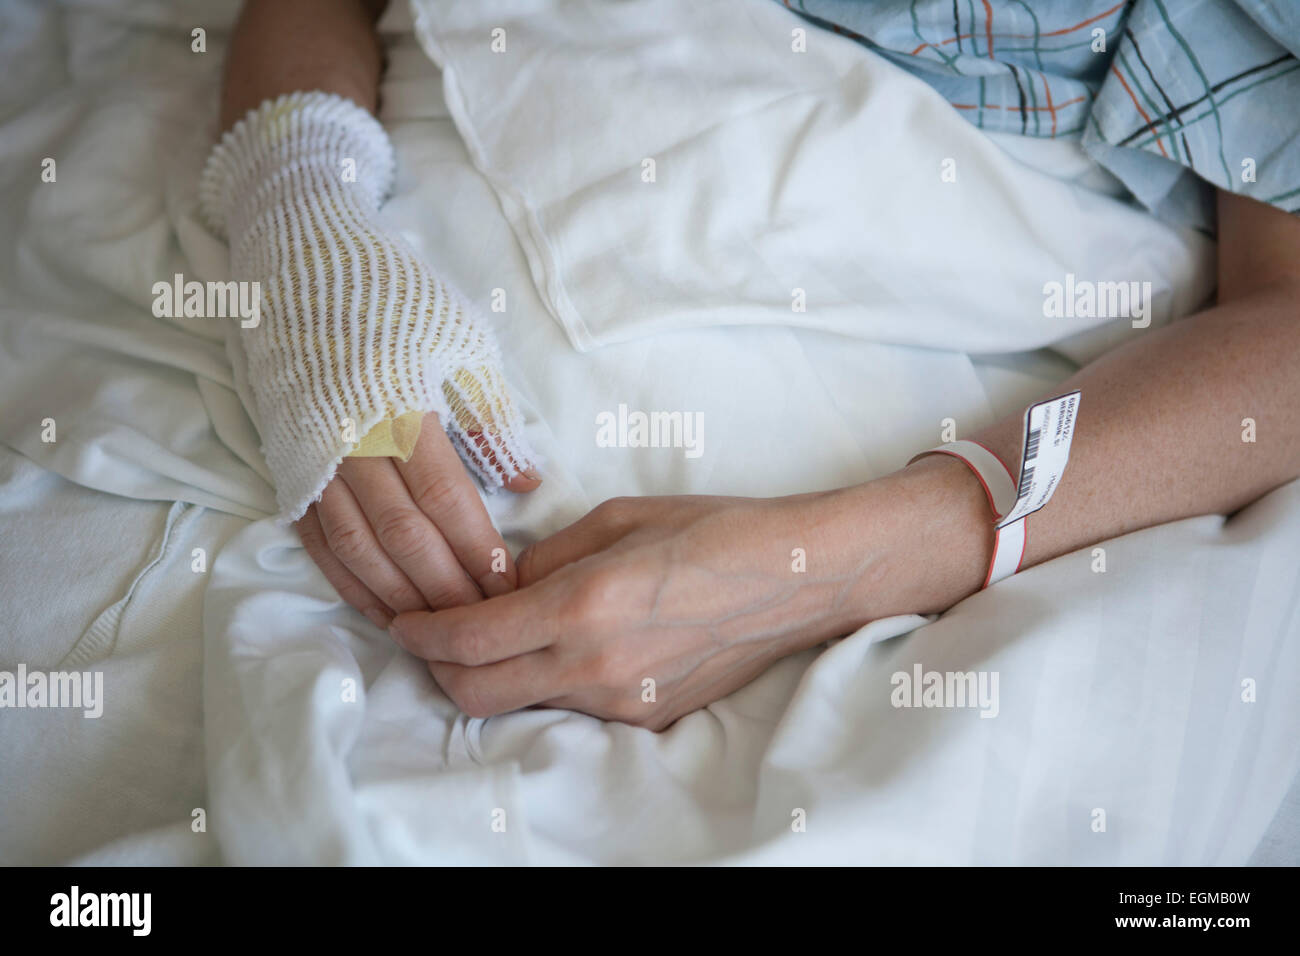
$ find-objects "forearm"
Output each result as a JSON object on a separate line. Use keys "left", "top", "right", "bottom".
{"left": 842, "top": 195, "right": 1300, "bottom": 619}
{"left": 220, "top": 0, "right": 388, "bottom": 131}
{"left": 202, "top": 0, "right": 535, "bottom": 523}
{"left": 976, "top": 277, "right": 1299, "bottom": 557}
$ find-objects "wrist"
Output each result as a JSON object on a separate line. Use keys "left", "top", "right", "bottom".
{"left": 830, "top": 454, "right": 997, "bottom": 622}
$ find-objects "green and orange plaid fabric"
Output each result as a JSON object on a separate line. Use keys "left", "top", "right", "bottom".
{"left": 780, "top": 0, "right": 1300, "bottom": 231}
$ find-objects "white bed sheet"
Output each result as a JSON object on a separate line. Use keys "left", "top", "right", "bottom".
{"left": 0, "top": 0, "right": 1296, "bottom": 865}
{"left": 410, "top": 0, "right": 1214, "bottom": 360}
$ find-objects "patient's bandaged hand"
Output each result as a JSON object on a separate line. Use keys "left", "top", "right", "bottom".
{"left": 199, "top": 91, "right": 532, "bottom": 522}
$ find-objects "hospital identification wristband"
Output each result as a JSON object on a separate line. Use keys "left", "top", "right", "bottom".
{"left": 907, "top": 391, "right": 1081, "bottom": 589}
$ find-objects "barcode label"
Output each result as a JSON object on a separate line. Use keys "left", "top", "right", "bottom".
{"left": 1017, "top": 462, "right": 1035, "bottom": 499}
{"left": 997, "top": 391, "right": 1081, "bottom": 529}
{"left": 1024, "top": 426, "right": 1041, "bottom": 462}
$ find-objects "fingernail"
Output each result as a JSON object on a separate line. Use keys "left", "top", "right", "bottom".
{"left": 522, "top": 467, "right": 542, "bottom": 483}
{"left": 365, "top": 608, "right": 393, "bottom": 630}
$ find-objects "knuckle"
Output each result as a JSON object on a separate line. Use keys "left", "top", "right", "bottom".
{"left": 565, "top": 568, "right": 625, "bottom": 622}
{"left": 411, "top": 471, "right": 465, "bottom": 516}
{"left": 387, "top": 583, "right": 428, "bottom": 612}
{"left": 590, "top": 496, "right": 635, "bottom": 527}
{"left": 373, "top": 509, "right": 430, "bottom": 561}
{"left": 324, "top": 522, "right": 373, "bottom": 565}
{"left": 423, "top": 581, "right": 475, "bottom": 611}
{"left": 578, "top": 649, "right": 626, "bottom": 691}
{"left": 448, "top": 625, "right": 490, "bottom": 665}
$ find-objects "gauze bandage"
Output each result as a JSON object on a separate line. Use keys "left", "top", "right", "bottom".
{"left": 199, "top": 91, "right": 533, "bottom": 522}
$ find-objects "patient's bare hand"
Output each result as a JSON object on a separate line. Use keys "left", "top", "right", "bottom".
{"left": 388, "top": 460, "right": 994, "bottom": 729}
{"left": 387, "top": 491, "right": 894, "bottom": 729}
{"left": 295, "top": 414, "right": 540, "bottom": 628}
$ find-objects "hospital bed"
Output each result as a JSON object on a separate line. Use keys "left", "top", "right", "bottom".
{"left": 0, "top": 0, "right": 1295, "bottom": 865}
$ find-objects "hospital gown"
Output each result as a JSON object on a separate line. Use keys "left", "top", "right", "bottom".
{"left": 779, "top": 0, "right": 1300, "bottom": 231}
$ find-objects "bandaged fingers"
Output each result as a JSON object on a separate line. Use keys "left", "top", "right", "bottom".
{"left": 201, "top": 92, "right": 539, "bottom": 520}
{"left": 443, "top": 364, "right": 541, "bottom": 491}
{"left": 394, "top": 412, "right": 523, "bottom": 596}
{"left": 298, "top": 413, "right": 523, "bottom": 623}
{"left": 295, "top": 505, "right": 394, "bottom": 630}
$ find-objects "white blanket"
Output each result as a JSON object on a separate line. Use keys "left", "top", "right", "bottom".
{"left": 0, "top": 0, "right": 1295, "bottom": 865}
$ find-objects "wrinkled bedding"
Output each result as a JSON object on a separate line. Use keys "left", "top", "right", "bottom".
{"left": 0, "top": 0, "right": 1296, "bottom": 865}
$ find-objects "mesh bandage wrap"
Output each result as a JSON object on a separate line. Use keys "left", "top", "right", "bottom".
{"left": 199, "top": 91, "right": 533, "bottom": 522}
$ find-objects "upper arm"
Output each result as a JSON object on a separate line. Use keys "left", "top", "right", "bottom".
{"left": 1217, "top": 190, "right": 1300, "bottom": 305}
